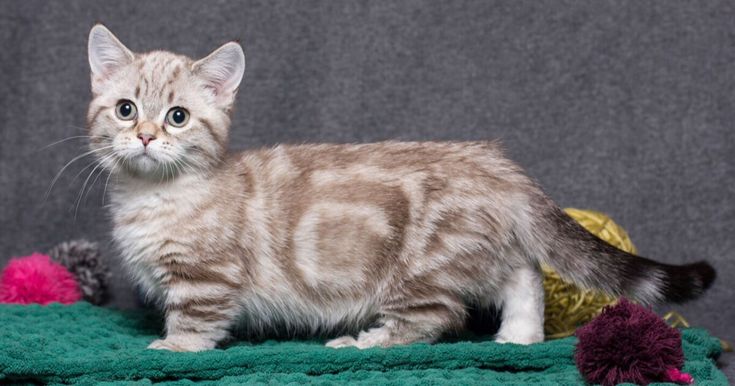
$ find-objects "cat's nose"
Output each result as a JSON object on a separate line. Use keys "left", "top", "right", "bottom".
{"left": 135, "top": 121, "right": 159, "bottom": 147}
{"left": 137, "top": 133, "right": 156, "bottom": 146}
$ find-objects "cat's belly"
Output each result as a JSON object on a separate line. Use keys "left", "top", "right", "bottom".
{"left": 243, "top": 229, "right": 387, "bottom": 336}
{"left": 238, "top": 289, "right": 380, "bottom": 336}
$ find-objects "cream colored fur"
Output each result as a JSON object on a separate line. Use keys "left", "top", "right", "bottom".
{"left": 84, "top": 25, "right": 714, "bottom": 352}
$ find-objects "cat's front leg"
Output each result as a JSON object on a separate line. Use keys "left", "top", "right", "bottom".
{"left": 148, "top": 277, "right": 242, "bottom": 352}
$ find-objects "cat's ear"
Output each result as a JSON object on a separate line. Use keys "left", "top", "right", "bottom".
{"left": 193, "top": 42, "right": 245, "bottom": 106}
{"left": 88, "top": 24, "right": 134, "bottom": 80}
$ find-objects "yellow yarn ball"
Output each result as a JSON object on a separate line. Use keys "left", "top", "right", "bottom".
{"left": 543, "top": 208, "right": 637, "bottom": 339}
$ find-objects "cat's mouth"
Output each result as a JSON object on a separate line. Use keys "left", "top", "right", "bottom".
{"left": 122, "top": 151, "right": 187, "bottom": 180}
{"left": 131, "top": 152, "right": 157, "bottom": 164}
{"left": 126, "top": 152, "right": 164, "bottom": 174}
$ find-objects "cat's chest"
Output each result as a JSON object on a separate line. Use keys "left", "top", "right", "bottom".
{"left": 110, "top": 180, "right": 212, "bottom": 265}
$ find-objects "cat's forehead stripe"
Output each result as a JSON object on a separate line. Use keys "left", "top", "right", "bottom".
{"left": 132, "top": 55, "right": 189, "bottom": 119}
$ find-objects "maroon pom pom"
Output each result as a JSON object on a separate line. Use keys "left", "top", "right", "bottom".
{"left": 575, "top": 298, "right": 685, "bottom": 386}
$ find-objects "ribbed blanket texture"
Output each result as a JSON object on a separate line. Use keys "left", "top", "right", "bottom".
{"left": 0, "top": 303, "right": 726, "bottom": 385}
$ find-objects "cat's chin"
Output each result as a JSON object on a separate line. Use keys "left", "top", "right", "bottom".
{"left": 122, "top": 155, "right": 180, "bottom": 181}
{"left": 131, "top": 154, "right": 159, "bottom": 171}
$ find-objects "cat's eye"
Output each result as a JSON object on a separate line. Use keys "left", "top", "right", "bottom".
{"left": 166, "top": 107, "right": 190, "bottom": 128}
{"left": 115, "top": 100, "right": 137, "bottom": 121}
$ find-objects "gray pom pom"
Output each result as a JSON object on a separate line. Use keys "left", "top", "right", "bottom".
{"left": 48, "top": 240, "right": 110, "bottom": 305}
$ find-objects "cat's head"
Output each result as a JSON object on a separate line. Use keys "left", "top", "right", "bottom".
{"left": 86, "top": 24, "right": 245, "bottom": 180}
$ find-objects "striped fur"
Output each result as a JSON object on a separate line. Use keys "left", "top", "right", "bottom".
{"left": 86, "top": 25, "right": 715, "bottom": 352}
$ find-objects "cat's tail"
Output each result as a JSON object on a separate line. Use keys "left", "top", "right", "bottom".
{"left": 537, "top": 206, "right": 715, "bottom": 304}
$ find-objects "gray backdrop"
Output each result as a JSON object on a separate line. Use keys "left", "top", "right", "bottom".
{"left": 1, "top": 0, "right": 733, "bottom": 379}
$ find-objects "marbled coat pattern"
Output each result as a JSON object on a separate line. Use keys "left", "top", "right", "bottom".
{"left": 86, "top": 25, "right": 714, "bottom": 351}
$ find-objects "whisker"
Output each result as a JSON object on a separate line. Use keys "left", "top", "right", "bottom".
{"left": 174, "top": 158, "right": 187, "bottom": 176}
{"left": 165, "top": 160, "right": 173, "bottom": 183}
{"left": 161, "top": 162, "right": 169, "bottom": 184}
{"left": 184, "top": 157, "right": 204, "bottom": 174}
{"left": 83, "top": 154, "right": 116, "bottom": 205}
{"left": 181, "top": 151, "right": 211, "bottom": 171}
{"left": 173, "top": 158, "right": 192, "bottom": 178}
{"left": 173, "top": 156, "right": 192, "bottom": 176}
{"left": 168, "top": 161, "right": 176, "bottom": 183}
{"left": 157, "top": 162, "right": 166, "bottom": 185}
{"left": 102, "top": 157, "right": 122, "bottom": 205}
{"left": 44, "top": 146, "right": 115, "bottom": 202}
{"left": 69, "top": 153, "right": 111, "bottom": 185}
{"left": 73, "top": 155, "right": 111, "bottom": 219}
{"left": 104, "top": 154, "right": 131, "bottom": 206}
{"left": 40, "top": 135, "right": 107, "bottom": 151}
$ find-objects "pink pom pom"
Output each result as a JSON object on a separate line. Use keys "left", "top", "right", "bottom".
{"left": 666, "top": 368, "right": 694, "bottom": 384}
{"left": 0, "top": 253, "right": 82, "bottom": 305}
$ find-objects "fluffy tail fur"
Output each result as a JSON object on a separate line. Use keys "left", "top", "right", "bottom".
{"left": 539, "top": 206, "right": 715, "bottom": 304}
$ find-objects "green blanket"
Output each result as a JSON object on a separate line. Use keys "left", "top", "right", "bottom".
{"left": 0, "top": 303, "right": 726, "bottom": 385}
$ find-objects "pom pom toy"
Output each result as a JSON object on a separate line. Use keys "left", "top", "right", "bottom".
{"left": 0, "top": 253, "right": 82, "bottom": 305}
{"left": 575, "top": 298, "right": 692, "bottom": 386}
{"left": 0, "top": 239, "right": 109, "bottom": 306}
{"left": 48, "top": 239, "right": 110, "bottom": 305}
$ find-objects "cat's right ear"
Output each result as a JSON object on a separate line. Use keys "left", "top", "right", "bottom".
{"left": 88, "top": 24, "right": 134, "bottom": 81}
{"left": 193, "top": 42, "right": 246, "bottom": 107}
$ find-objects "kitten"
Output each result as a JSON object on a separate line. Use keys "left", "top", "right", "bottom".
{"left": 86, "top": 24, "right": 715, "bottom": 352}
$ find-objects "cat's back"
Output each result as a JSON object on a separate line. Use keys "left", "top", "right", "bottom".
{"left": 228, "top": 140, "right": 534, "bottom": 236}
{"left": 231, "top": 140, "right": 523, "bottom": 186}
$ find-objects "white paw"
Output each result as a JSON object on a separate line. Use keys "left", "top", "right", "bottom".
{"left": 147, "top": 336, "right": 215, "bottom": 352}
{"left": 148, "top": 339, "right": 178, "bottom": 351}
{"left": 325, "top": 336, "right": 358, "bottom": 348}
{"left": 354, "top": 327, "right": 393, "bottom": 349}
{"left": 494, "top": 331, "right": 544, "bottom": 345}
{"left": 325, "top": 327, "right": 399, "bottom": 349}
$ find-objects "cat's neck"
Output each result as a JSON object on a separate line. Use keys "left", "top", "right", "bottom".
{"left": 109, "top": 170, "right": 215, "bottom": 209}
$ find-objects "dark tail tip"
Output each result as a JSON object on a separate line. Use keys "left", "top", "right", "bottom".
{"left": 694, "top": 261, "right": 717, "bottom": 290}
{"left": 662, "top": 261, "right": 716, "bottom": 303}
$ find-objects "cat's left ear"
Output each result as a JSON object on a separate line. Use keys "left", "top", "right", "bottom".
{"left": 193, "top": 42, "right": 246, "bottom": 106}
{"left": 88, "top": 24, "right": 134, "bottom": 80}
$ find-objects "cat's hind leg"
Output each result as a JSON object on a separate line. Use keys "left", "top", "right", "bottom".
{"left": 494, "top": 265, "right": 545, "bottom": 344}
{"left": 326, "top": 292, "right": 466, "bottom": 349}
